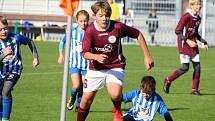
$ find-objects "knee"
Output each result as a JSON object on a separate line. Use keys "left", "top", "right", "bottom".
{"left": 2, "top": 90, "right": 11, "bottom": 97}
{"left": 110, "top": 93, "right": 122, "bottom": 101}
{"left": 179, "top": 66, "right": 189, "bottom": 74}
{"left": 80, "top": 97, "right": 93, "bottom": 109}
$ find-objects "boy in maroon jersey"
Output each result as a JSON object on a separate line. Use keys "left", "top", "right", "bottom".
{"left": 77, "top": 1, "right": 154, "bottom": 121}
{"left": 163, "top": 0, "right": 208, "bottom": 96}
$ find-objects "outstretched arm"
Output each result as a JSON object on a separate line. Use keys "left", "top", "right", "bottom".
{"left": 28, "top": 41, "right": 39, "bottom": 67}
{"left": 137, "top": 33, "right": 154, "bottom": 70}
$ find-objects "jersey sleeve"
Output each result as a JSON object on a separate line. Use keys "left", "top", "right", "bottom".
{"left": 122, "top": 90, "right": 138, "bottom": 103}
{"left": 82, "top": 27, "right": 93, "bottom": 54}
{"left": 15, "top": 34, "right": 32, "bottom": 45}
{"left": 59, "top": 35, "right": 66, "bottom": 52}
{"left": 120, "top": 23, "right": 140, "bottom": 39}
{"left": 158, "top": 97, "right": 170, "bottom": 118}
{"left": 175, "top": 14, "right": 188, "bottom": 41}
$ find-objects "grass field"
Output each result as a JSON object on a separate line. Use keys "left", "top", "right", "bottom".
{"left": 10, "top": 41, "right": 215, "bottom": 121}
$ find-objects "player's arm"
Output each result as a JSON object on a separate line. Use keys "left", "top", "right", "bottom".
{"left": 83, "top": 52, "right": 108, "bottom": 64}
{"left": 175, "top": 15, "right": 197, "bottom": 48}
{"left": 58, "top": 36, "right": 66, "bottom": 64}
{"left": 137, "top": 32, "right": 154, "bottom": 70}
{"left": 175, "top": 15, "right": 188, "bottom": 42}
{"left": 15, "top": 34, "right": 39, "bottom": 67}
{"left": 0, "top": 47, "right": 12, "bottom": 61}
{"left": 122, "top": 90, "right": 138, "bottom": 103}
{"left": 196, "top": 33, "right": 208, "bottom": 51}
{"left": 28, "top": 40, "right": 40, "bottom": 67}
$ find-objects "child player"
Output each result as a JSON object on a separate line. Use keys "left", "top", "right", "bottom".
{"left": 123, "top": 76, "right": 173, "bottom": 121}
{"left": 0, "top": 16, "right": 40, "bottom": 121}
{"left": 163, "top": 0, "right": 208, "bottom": 95}
{"left": 77, "top": 1, "right": 154, "bottom": 121}
{"left": 58, "top": 10, "right": 89, "bottom": 110}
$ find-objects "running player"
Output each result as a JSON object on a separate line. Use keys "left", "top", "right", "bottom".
{"left": 163, "top": 0, "right": 208, "bottom": 95}
{"left": 123, "top": 76, "right": 173, "bottom": 121}
{"left": 0, "top": 16, "right": 40, "bottom": 121}
{"left": 58, "top": 10, "right": 89, "bottom": 111}
{"left": 76, "top": 1, "right": 154, "bottom": 121}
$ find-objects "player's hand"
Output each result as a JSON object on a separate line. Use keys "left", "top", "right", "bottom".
{"left": 3, "top": 47, "right": 12, "bottom": 56}
{"left": 95, "top": 54, "right": 108, "bottom": 63}
{"left": 58, "top": 55, "right": 64, "bottom": 64}
{"left": 144, "top": 56, "right": 154, "bottom": 70}
{"left": 202, "top": 43, "right": 208, "bottom": 51}
{"left": 186, "top": 39, "right": 197, "bottom": 48}
{"left": 33, "top": 58, "right": 40, "bottom": 67}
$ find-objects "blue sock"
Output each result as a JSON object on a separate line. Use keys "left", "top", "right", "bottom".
{"left": 76, "top": 96, "right": 82, "bottom": 108}
{"left": 0, "top": 112, "right": 2, "bottom": 120}
{"left": 2, "top": 96, "right": 12, "bottom": 120}
{"left": 71, "top": 88, "right": 77, "bottom": 99}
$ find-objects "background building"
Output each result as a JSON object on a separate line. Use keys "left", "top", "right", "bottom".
{"left": 0, "top": 0, "right": 214, "bottom": 46}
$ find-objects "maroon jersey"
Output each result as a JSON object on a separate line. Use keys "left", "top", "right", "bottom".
{"left": 82, "top": 20, "right": 140, "bottom": 70}
{"left": 175, "top": 11, "right": 201, "bottom": 56}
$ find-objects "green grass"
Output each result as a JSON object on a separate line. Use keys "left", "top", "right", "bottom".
{"left": 10, "top": 42, "right": 215, "bottom": 121}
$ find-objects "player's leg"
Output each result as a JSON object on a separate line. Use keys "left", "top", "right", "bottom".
{"left": 77, "top": 69, "right": 106, "bottom": 121}
{"left": 106, "top": 68, "right": 124, "bottom": 121}
{"left": 164, "top": 54, "right": 190, "bottom": 93}
{"left": 164, "top": 63, "right": 189, "bottom": 93}
{"left": 191, "top": 54, "right": 201, "bottom": 95}
{"left": 76, "top": 71, "right": 86, "bottom": 110}
{"left": 77, "top": 91, "right": 97, "bottom": 121}
{"left": 2, "top": 73, "right": 20, "bottom": 121}
{"left": 107, "top": 82, "right": 123, "bottom": 121}
{"left": 0, "top": 81, "right": 3, "bottom": 120}
{"left": 67, "top": 68, "right": 81, "bottom": 110}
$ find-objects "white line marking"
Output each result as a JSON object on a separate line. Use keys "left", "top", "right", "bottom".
{"left": 22, "top": 67, "right": 215, "bottom": 76}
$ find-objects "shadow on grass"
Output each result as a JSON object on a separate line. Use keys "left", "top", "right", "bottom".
{"left": 167, "top": 92, "right": 215, "bottom": 95}
{"left": 168, "top": 107, "right": 189, "bottom": 111}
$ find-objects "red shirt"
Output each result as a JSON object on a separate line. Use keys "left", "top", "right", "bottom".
{"left": 175, "top": 11, "right": 201, "bottom": 56}
{"left": 82, "top": 20, "right": 140, "bottom": 70}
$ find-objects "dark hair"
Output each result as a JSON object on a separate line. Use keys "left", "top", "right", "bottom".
{"left": 76, "top": 10, "right": 89, "bottom": 20}
{"left": 91, "top": 1, "right": 112, "bottom": 17}
{"left": 0, "top": 16, "right": 8, "bottom": 26}
{"left": 140, "top": 76, "right": 156, "bottom": 94}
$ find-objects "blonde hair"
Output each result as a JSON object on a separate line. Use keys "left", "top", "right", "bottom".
{"left": 189, "top": 0, "right": 201, "bottom": 5}
{"left": 91, "top": 1, "right": 112, "bottom": 17}
{"left": 76, "top": 10, "right": 89, "bottom": 20}
{"left": 0, "top": 16, "right": 8, "bottom": 26}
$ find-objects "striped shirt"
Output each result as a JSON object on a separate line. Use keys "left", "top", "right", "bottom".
{"left": 0, "top": 33, "right": 32, "bottom": 79}
{"left": 123, "top": 89, "right": 170, "bottom": 121}
{"left": 59, "top": 27, "right": 88, "bottom": 70}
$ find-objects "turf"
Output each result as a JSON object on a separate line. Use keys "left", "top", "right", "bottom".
{"left": 10, "top": 41, "right": 215, "bottom": 121}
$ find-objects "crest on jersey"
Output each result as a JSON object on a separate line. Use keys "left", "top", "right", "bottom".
{"left": 108, "top": 36, "right": 116, "bottom": 43}
{"left": 137, "top": 107, "right": 150, "bottom": 119}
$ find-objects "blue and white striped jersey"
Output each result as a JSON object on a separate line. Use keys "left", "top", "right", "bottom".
{"left": 0, "top": 33, "right": 32, "bottom": 79}
{"left": 59, "top": 27, "right": 88, "bottom": 70}
{"left": 123, "top": 89, "right": 170, "bottom": 121}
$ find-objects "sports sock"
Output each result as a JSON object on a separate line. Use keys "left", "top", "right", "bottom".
{"left": 71, "top": 88, "right": 77, "bottom": 99}
{"left": 77, "top": 107, "right": 89, "bottom": 121}
{"left": 2, "top": 96, "right": 12, "bottom": 120}
{"left": 76, "top": 94, "right": 82, "bottom": 108}
{"left": 0, "top": 112, "right": 2, "bottom": 120}
{"left": 112, "top": 100, "right": 122, "bottom": 111}
{"left": 166, "top": 69, "right": 181, "bottom": 83}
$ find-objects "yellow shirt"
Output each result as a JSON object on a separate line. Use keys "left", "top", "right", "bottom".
{"left": 110, "top": 3, "right": 120, "bottom": 20}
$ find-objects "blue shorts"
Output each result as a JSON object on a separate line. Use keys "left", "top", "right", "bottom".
{"left": 70, "top": 67, "right": 87, "bottom": 75}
